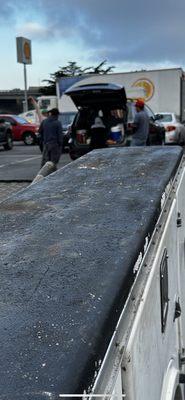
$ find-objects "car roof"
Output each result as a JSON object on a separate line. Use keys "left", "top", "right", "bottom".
{"left": 0, "top": 114, "right": 17, "bottom": 117}
{"left": 156, "top": 112, "right": 175, "bottom": 115}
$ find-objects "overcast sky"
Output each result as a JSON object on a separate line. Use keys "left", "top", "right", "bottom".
{"left": 0, "top": 0, "right": 184, "bottom": 89}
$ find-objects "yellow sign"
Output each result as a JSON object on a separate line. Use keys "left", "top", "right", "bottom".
{"left": 16, "top": 37, "right": 32, "bottom": 64}
{"left": 24, "top": 41, "right": 31, "bottom": 60}
{"left": 132, "top": 78, "right": 154, "bottom": 101}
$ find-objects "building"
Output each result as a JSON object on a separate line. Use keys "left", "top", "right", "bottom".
{"left": 0, "top": 87, "right": 42, "bottom": 114}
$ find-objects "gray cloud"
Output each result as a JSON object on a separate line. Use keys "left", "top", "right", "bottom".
{"left": 4, "top": 0, "right": 185, "bottom": 65}
{"left": 0, "top": 3, "right": 17, "bottom": 22}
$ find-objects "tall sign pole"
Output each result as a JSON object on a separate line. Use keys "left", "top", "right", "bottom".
{"left": 23, "top": 63, "right": 28, "bottom": 111}
{"left": 16, "top": 37, "right": 32, "bottom": 112}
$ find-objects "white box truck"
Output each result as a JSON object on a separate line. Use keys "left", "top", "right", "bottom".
{"left": 57, "top": 68, "right": 185, "bottom": 120}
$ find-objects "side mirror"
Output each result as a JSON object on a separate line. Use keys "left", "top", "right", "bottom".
{"left": 0, "top": 118, "right": 5, "bottom": 124}
{"left": 10, "top": 121, "right": 17, "bottom": 126}
{"left": 155, "top": 114, "right": 163, "bottom": 121}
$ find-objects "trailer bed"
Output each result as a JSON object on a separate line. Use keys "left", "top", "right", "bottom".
{"left": 0, "top": 146, "right": 183, "bottom": 399}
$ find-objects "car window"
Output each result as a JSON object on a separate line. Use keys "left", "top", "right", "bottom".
{"left": 108, "top": 109, "right": 126, "bottom": 123}
{"left": 39, "top": 99, "right": 51, "bottom": 108}
{"left": 1, "top": 117, "right": 13, "bottom": 124}
{"left": 25, "top": 112, "right": 35, "bottom": 117}
{"left": 13, "top": 116, "right": 28, "bottom": 124}
{"left": 59, "top": 112, "right": 77, "bottom": 126}
{"left": 160, "top": 114, "right": 173, "bottom": 122}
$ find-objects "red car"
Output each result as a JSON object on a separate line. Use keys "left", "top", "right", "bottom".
{"left": 0, "top": 115, "right": 39, "bottom": 145}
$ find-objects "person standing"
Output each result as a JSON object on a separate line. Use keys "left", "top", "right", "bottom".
{"left": 90, "top": 116, "right": 108, "bottom": 150}
{"left": 131, "top": 99, "right": 149, "bottom": 146}
{"left": 39, "top": 108, "right": 63, "bottom": 168}
{"left": 28, "top": 96, "right": 49, "bottom": 124}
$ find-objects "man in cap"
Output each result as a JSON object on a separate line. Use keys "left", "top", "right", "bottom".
{"left": 131, "top": 99, "right": 149, "bottom": 146}
{"left": 39, "top": 108, "right": 63, "bottom": 168}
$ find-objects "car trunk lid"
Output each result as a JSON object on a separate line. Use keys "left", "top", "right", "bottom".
{"left": 65, "top": 83, "right": 127, "bottom": 109}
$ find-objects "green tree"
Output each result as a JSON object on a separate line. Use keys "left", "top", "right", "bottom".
{"left": 40, "top": 60, "right": 115, "bottom": 95}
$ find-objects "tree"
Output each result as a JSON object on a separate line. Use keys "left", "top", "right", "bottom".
{"left": 40, "top": 60, "right": 115, "bottom": 95}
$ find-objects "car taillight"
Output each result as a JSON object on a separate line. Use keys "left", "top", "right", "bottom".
{"left": 165, "top": 125, "right": 176, "bottom": 132}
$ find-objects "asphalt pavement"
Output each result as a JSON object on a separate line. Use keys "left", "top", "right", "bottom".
{"left": 0, "top": 143, "right": 72, "bottom": 202}
{"left": 0, "top": 143, "right": 71, "bottom": 181}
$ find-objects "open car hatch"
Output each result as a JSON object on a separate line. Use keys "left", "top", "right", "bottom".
{"left": 65, "top": 83, "right": 127, "bottom": 109}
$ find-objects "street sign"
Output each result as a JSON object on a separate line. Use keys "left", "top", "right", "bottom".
{"left": 16, "top": 37, "right": 32, "bottom": 111}
{"left": 16, "top": 37, "right": 32, "bottom": 65}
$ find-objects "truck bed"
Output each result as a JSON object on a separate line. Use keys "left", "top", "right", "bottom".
{"left": 0, "top": 146, "right": 183, "bottom": 399}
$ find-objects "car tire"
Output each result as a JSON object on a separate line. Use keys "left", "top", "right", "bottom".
{"left": 23, "top": 132, "right": 36, "bottom": 145}
{"left": 62, "top": 146, "right": 69, "bottom": 153}
{"left": 4, "top": 133, "right": 13, "bottom": 150}
{"left": 177, "top": 133, "right": 184, "bottom": 146}
{"left": 69, "top": 150, "right": 79, "bottom": 161}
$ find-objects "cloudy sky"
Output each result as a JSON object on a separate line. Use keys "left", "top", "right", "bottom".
{"left": 0, "top": 0, "right": 184, "bottom": 89}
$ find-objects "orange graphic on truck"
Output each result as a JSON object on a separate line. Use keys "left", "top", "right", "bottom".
{"left": 132, "top": 78, "right": 155, "bottom": 101}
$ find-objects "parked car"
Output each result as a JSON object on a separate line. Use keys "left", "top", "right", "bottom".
{"left": 58, "top": 111, "right": 77, "bottom": 152}
{"left": 65, "top": 83, "right": 165, "bottom": 160}
{"left": 155, "top": 112, "right": 185, "bottom": 144}
{"left": 0, "top": 115, "right": 39, "bottom": 145}
{"left": 0, "top": 118, "right": 13, "bottom": 150}
{"left": 19, "top": 110, "right": 40, "bottom": 124}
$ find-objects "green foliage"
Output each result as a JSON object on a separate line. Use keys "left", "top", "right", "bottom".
{"left": 40, "top": 60, "right": 115, "bottom": 95}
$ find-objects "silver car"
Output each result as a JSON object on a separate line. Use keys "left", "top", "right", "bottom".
{"left": 155, "top": 112, "right": 185, "bottom": 144}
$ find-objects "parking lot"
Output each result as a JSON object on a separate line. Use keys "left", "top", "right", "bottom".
{"left": 0, "top": 143, "right": 71, "bottom": 202}
{"left": 1, "top": 142, "right": 184, "bottom": 203}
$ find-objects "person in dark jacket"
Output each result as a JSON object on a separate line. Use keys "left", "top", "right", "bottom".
{"left": 89, "top": 116, "right": 108, "bottom": 150}
{"left": 39, "top": 108, "right": 63, "bottom": 167}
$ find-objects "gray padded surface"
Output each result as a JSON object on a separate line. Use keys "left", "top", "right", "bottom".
{"left": 0, "top": 146, "right": 182, "bottom": 399}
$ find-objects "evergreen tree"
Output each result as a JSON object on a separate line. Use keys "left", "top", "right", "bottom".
{"left": 40, "top": 60, "right": 115, "bottom": 95}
